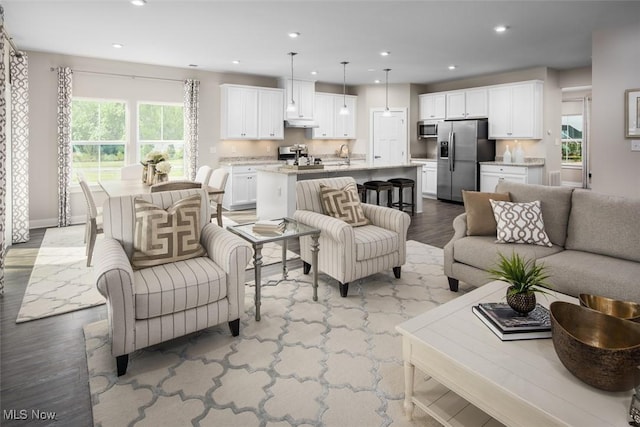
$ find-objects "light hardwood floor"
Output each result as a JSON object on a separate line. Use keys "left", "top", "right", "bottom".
{"left": 0, "top": 198, "right": 464, "bottom": 427}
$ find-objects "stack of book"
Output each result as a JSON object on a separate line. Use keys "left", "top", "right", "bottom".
{"left": 472, "top": 302, "right": 552, "bottom": 341}
{"left": 252, "top": 219, "right": 285, "bottom": 235}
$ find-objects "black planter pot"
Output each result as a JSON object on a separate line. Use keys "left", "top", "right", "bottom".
{"left": 506, "top": 287, "right": 536, "bottom": 315}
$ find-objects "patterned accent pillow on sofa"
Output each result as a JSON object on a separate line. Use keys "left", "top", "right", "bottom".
{"left": 319, "top": 183, "right": 371, "bottom": 226}
{"left": 490, "top": 199, "right": 552, "bottom": 247}
{"left": 132, "top": 194, "right": 207, "bottom": 269}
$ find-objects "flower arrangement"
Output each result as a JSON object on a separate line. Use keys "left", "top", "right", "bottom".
{"left": 155, "top": 161, "right": 172, "bottom": 175}
{"left": 142, "top": 151, "right": 169, "bottom": 165}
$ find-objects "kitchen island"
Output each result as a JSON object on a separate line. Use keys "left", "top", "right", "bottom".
{"left": 256, "top": 162, "right": 422, "bottom": 219}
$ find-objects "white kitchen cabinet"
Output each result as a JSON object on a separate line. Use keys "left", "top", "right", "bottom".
{"left": 419, "top": 93, "right": 446, "bottom": 120}
{"left": 488, "top": 81, "right": 543, "bottom": 139}
{"left": 480, "top": 164, "right": 543, "bottom": 192}
{"left": 222, "top": 165, "right": 259, "bottom": 210}
{"left": 446, "top": 88, "right": 488, "bottom": 120}
{"left": 258, "top": 88, "right": 284, "bottom": 139}
{"left": 312, "top": 92, "right": 357, "bottom": 139}
{"left": 424, "top": 162, "right": 437, "bottom": 196}
{"left": 221, "top": 85, "right": 259, "bottom": 139}
{"left": 280, "top": 78, "right": 315, "bottom": 120}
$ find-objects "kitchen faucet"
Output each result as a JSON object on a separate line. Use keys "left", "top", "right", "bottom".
{"left": 339, "top": 144, "right": 350, "bottom": 165}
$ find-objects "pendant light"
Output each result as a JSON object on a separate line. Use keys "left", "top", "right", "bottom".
{"left": 339, "top": 61, "right": 350, "bottom": 115}
{"left": 287, "top": 52, "right": 298, "bottom": 113}
{"left": 383, "top": 68, "right": 392, "bottom": 117}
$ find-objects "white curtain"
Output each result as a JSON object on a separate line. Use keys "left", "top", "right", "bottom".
{"left": 0, "top": 9, "right": 6, "bottom": 294}
{"left": 57, "top": 67, "right": 73, "bottom": 227}
{"left": 184, "top": 79, "right": 200, "bottom": 181}
{"left": 10, "top": 51, "right": 29, "bottom": 243}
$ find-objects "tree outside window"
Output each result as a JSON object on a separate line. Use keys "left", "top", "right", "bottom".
{"left": 71, "top": 99, "right": 127, "bottom": 183}
{"left": 138, "top": 103, "right": 184, "bottom": 178}
{"left": 561, "top": 115, "right": 583, "bottom": 165}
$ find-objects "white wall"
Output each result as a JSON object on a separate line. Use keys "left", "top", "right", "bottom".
{"left": 591, "top": 22, "right": 640, "bottom": 197}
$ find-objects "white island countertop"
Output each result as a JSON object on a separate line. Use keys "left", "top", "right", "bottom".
{"left": 256, "top": 163, "right": 423, "bottom": 219}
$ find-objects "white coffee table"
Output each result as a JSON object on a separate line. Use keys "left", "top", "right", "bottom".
{"left": 396, "top": 280, "right": 633, "bottom": 427}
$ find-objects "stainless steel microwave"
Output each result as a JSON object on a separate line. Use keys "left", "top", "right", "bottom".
{"left": 417, "top": 120, "right": 440, "bottom": 139}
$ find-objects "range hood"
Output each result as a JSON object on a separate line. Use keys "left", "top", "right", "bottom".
{"left": 284, "top": 119, "right": 319, "bottom": 128}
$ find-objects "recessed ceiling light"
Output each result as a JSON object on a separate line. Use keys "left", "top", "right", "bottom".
{"left": 188, "top": 64, "right": 198, "bottom": 68}
{"left": 380, "top": 51, "right": 390, "bottom": 57}
{"left": 310, "top": 71, "right": 318, "bottom": 75}
{"left": 368, "top": 68, "right": 376, "bottom": 72}
{"left": 448, "top": 65, "right": 457, "bottom": 70}
{"left": 232, "top": 60, "right": 240, "bottom": 65}
{"left": 130, "top": 0, "right": 146, "bottom": 6}
{"left": 374, "top": 79, "right": 381, "bottom": 84}
{"left": 112, "top": 43, "right": 124, "bottom": 49}
{"left": 494, "top": 25, "right": 508, "bottom": 33}
{"left": 288, "top": 32, "right": 300, "bottom": 38}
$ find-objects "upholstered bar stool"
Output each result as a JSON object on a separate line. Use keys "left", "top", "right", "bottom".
{"left": 363, "top": 180, "right": 393, "bottom": 207}
{"left": 356, "top": 184, "right": 367, "bottom": 203}
{"left": 388, "top": 178, "right": 415, "bottom": 216}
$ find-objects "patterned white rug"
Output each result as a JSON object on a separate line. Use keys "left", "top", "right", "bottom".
{"left": 16, "top": 218, "right": 299, "bottom": 323}
{"left": 83, "top": 241, "right": 474, "bottom": 427}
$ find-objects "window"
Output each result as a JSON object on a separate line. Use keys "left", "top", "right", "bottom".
{"left": 561, "top": 115, "right": 583, "bottom": 165}
{"left": 71, "top": 99, "right": 127, "bottom": 182}
{"left": 138, "top": 103, "right": 184, "bottom": 178}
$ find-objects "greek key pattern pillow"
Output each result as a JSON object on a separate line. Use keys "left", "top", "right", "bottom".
{"left": 319, "top": 183, "right": 370, "bottom": 227}
{"left": 490, "top": 199, "right": 552, "bottom": 247}
{"left": 132, "top": 194, "right": 206, "bottom": 269}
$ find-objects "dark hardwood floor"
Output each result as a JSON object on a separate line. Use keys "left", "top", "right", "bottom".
{"left": 0, "top": 198, "right": 463, "bottom": 427}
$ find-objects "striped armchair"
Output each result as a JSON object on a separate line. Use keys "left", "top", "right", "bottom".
{"left": 294, "top": 177, "right": 411, "bottom": 297}
{"left": 94, "top": 189, "right": 252, "bottom": 376}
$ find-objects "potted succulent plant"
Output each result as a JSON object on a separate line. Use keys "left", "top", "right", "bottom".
{"left": 488, "top": 252, "right": 552, "bottom": 315}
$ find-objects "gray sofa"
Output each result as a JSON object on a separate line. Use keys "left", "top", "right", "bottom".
{"left": 444, "top": 181, "right": 640, "bottom": 303}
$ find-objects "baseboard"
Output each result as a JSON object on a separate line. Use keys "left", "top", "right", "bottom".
{"left": 29, "top": 215, "right": 86, "bottom": 230}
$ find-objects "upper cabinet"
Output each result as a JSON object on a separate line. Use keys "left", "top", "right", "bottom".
{"left": 279, "top": 78, "right": 315, "bottom": 120}
{"left": 312, "top": 92, "right": 357, "bottom": 139}
{"left": 220, "top": 84, "right": 284, "bottom": 140}
{"left": 488, "top": 81, "right": 543, "bottom": 139}
{"left": 419, "top": 93, "right": 446, "bottom": 120}
{"left": 446, "top": 88, "right": 488, "bottom": 120}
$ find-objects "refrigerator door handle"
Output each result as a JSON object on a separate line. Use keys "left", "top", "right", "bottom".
{"left": 448, "top": 131, "right": 453, "bottom": 171}
{"left": 451, "top": 131, "right": 456, "bottom": 172}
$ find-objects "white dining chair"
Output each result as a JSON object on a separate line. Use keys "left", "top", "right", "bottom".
{"left": 120, "top": 164, "right": 144, "bottom": 180}
{"left": 77, "top": 173, "right": 103, "bottom": 266}
{"left": 195, "top": 165, "right": 213, "bottom": 184}
{"left": 207, "top": 168, "right": 229, "bottom": 227}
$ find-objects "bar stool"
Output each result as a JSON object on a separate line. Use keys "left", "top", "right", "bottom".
{"left": 356, "top": 184, "right": 367, "bottom": 203}
{"left": 388, "top": 178, "right": 415, "bottom": 215}
{"left": 363, "top": 180, "right": 393, "bottom": 207}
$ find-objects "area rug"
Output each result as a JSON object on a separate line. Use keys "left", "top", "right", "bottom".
{"left": 83, "top": 240, "right": 474, "bottom": 427}
{"left": 16, "top": 219, "right": 298, "bottom": 324}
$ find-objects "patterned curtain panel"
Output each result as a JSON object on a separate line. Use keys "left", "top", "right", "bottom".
{"left": 183, "top": 79, "right": 200, "bottom": 181}
{"left": 10, "top": 51, "right": 29, "bottom": 243}
{"left": 0, "top": 17, "right": 6, "bottom": 294}
{"left": 57, "top": 67, "right": 73, "bottom": 227}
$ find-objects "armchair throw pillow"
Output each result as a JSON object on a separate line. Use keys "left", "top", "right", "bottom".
{"left": 319, "top": 183, "right": 371, "bottom": 227}
{"left": 132, "top": 194, "right": 206, "bottom": 269}
{"left": 462, "top": 190, "right": 511, "bottom": 236}
{"left": 490, "top": 199, "right": 552, "bottom": 247}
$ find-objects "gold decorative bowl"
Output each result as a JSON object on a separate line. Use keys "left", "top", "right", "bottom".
{"left": 550, "top": 301, "right": 640, "bottom": 392}
{"left": 579, "top": 293, "right": 640, "bottom": 322}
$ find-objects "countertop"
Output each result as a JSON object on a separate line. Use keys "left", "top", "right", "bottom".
{"left": 411, "top": 158, "right": 437, "bottom": 163}
{"left": 480, "top": 160, "right": 545, "bottom": 167}
{"left": 256, "top": 162, "right": 421, "bottom": 175}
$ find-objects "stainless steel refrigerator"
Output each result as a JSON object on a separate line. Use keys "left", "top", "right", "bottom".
{"left": 437, "top": 119, "right": 495, "bottom": 202}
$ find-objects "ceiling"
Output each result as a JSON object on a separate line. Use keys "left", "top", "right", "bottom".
{"left": 3, "top": 1, "right": 640, "bottom": 86}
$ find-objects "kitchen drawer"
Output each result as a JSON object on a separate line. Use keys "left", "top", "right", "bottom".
{"left": 480, "top": 164, "right": 527, "bottom": 175}
{"left": 229, "top": 165, "right": 258, "bottom": 174}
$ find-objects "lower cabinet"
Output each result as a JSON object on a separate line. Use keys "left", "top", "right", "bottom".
{"left": 414, "top": 161, "right": 438, "bottom": 198}
{"left": 222, "top": 165, "right": 258, "bottom": 211}
{"left": 480, "top": 164, "right": 543, "bottom": 193}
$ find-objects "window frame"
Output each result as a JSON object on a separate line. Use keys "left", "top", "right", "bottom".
{"left": 70, "top": 96, "right": 129, "bottom": 184}
{"left": 561, "top": 114, "right": 584, "bottom": 167}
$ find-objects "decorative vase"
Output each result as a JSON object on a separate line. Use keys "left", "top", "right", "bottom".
{"left": 142, "top": 164, "right": 148, "bottom": 183}
{"left": 506, "top": 287, "right": 536, "bottom": 315}
{"left": 155, "top": 172, "right": 168, "bottom": 184}
{"left": 146, "top": 163, "right": 156, "bottom": 185}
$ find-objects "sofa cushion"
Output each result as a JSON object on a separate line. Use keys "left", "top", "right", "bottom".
{"left": 495, "top": 181, "right": 573, "bottom": 247}
{"left": 453, "top": 236, "right": 563, "bottom": 271}
{"left": 320, "top": 183, "right": 371, "bottom": 227}
{"left": 491, "top": 200, "right": 552, "bottom": 247}
{"left": 539, "top": 250, "right": 640, "bottom": 302}
{"left": 565, "top": 190, "right": 640, "bottom": 263}
{"left": 134, "top": 256, "right": 226, "bottom": 319}
{"left": 353, "top": 225, "right": 398, "bottom": 261}
{"left": 462, "top": 190, "right": 511, "bottom": 236}
{"left": 132, "top": 194, "right": 206, "bottom": 269}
